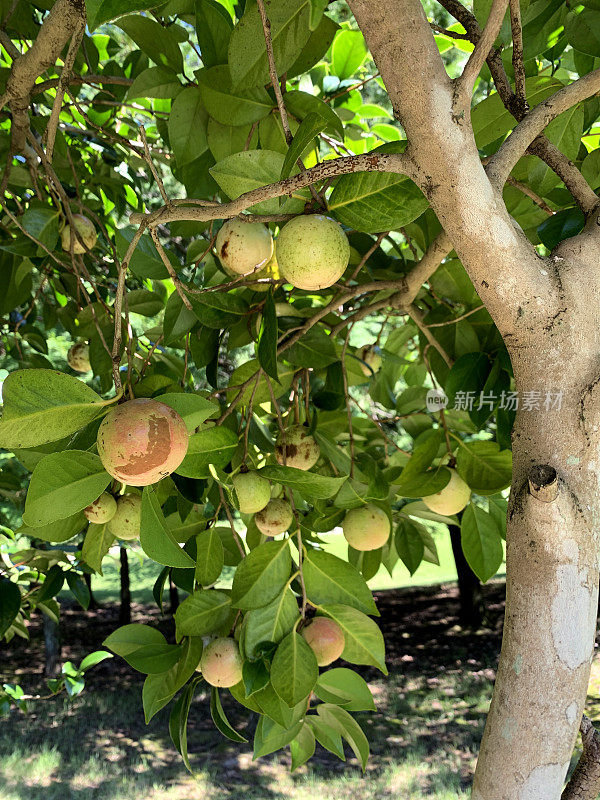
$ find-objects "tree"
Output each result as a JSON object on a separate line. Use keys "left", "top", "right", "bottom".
{"left": 0, "top": 0, "right": 599, "bottom": 797}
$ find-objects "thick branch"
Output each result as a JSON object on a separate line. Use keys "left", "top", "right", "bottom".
{"left": 488, "top": 69, "right": 600, "bottom": 195}
{"left": 1, "top": 0, "right": 86, "bottom": 153}
{"left": 129, "top": 152, "right": 413, "bottom": 227}
{"left": 562, "top": 716, "right": 600, "bottom": 800}
{"left": 458, "top": 0, "right": 509, "bottom": 96}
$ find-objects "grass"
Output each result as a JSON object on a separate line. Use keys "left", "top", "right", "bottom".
{"left": 0, "top": 666, "right": 486, "bottom": 800}
{"left": 92, "top": 527, "right": 506, "bottom": 606}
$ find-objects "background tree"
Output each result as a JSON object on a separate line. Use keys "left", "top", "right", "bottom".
{"left": 1, "top": 0, "right": 600, "bottom": 798}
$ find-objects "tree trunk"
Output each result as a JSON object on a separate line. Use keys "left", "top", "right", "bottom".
{"left": 169, "top": 577, "right": 179, "bottom": 615}
{"left": 118, "top": 546, "right": 131, "bottom": 625}
{"left": 43, "top": 614, "right": 61, "bottom": 677}
{"left": 83, "top": 572, "right": 97, "bottom": 610}
{"left": 472, "top": 349, "right": 600, "bottom": 799}
{"left": 449, "top": 520, "right": 483, "bottom": 629}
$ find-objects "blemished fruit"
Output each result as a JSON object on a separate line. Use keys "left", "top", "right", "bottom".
{"left": 342, "top": 503, "right": 391, "bottom": 551}
{"left": 199, "top": 637, "right": 243, "bottom": 688}
{"left": 359, "top": 345, "right": 382, "bottom": 376}
{"left": 107, "top": 493, "right": 142, "bottom": 540}
{"left": 67, "top": 342, "right": 91, "bottom": 372}
{"left": 301, "top": 617, "right": 345, "bottom": 666}
{"left": 233, "top": 470, "right": 271, "bottom": 514}
{"left": 276, "top": 215, "right": 350, "bottom": 290}
{"left": 254, "top": 498, "right": 293, "bottom": 536}
{"left": 84, "top": 492, "right": 117, "bottom": 524}
{"left": 422, "top": 469, "right": 471, "bottom": 515}
{"left": 276, "top": 426, "right": 320, "bottom": 471}
{"left": 216, "top": 219, "right": 273, "bottom": 276}
{"left": 61, "top": 214, "right": 97, "bottom": 254}
{"left": 97, "top": 398, "right": 189, "bottom": 486}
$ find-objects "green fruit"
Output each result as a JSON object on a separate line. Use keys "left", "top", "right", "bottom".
{"left": 275, "top": 426, "right": 320, "bottom": 471}
{"left": 422, "top": 469, "right": 471, "bottom": 515}
{"left": 199, "top": 637, "right": 243, "bottom": 688}
{"left": 61, "top": 214, "right": 97, "bottom": 253}
{"left": 84, "top": 492, "right": 117, "bottom": 524}
{"left": 215, "top": 219, "right": 273, "bottom": 276}
{"left": 107, "top": 493, "right": 142, "bottom": 541}
{"left": 359, "top": 345, "right": 382, "bottom": 376}
{"left": 254, "top": 498, "right": 293, "bottom": 537}
{"left": 342, "top": 503, "right": 390, "bottom": 551}
{"left": 301, "top": 617, "right": 345, "bottom": 666}
{"left": 276, "top": 215, "right": 350, "bottom": 290}
{"left": 67, "top": 342, "right": 91, "bottom": 372}
{"left": 232, "top": 470, "right": 271, "bottom": 514}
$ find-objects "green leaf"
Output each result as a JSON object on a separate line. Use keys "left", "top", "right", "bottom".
{"left": 163, "top": 291, "right": 198, "bottom": 345}
{"left": 258, "top": 465, "right": 346, "bottom": 500}
{"left": 285, "top": 90, "right": 343, "bottom": 139}
{"left": 316, "top": 704, "right": 369, "bottom": 771}
{"left": 395, "top": 518, "right": 425, "bottom": 576}
{"left": 314, "top": 668, "right": 376, "bottom": 711}
{"left": 565, "top": 9, "right": 600, "bottom": 56}
{"left": 19, "top": 512, "right": 87, "bottom": 544}
{"left": 196, "top": 0, "right": 233, "bottom": 69}
{"left": 22, "top": 206, "right": 59, "bottom": 251}
{"left": 306, "top": 715, "right": 345, "bottom": 760}
{"left": 328, "top": 168, "right": 428, "bottom": 233}
{"left": 285, "top": 327, "right": 339, "bottom": 369}
{"left": 456, "top": 440, "right": 512, "bottom": 495}
{"left": 169, "top": 676, "right": 202, "bottom": 773}
{"left": 176, "top": 426, "right": 238, "bottom": 478}
{"left": 86, "top": 0, "right": 163, "bottom": 31}
{"left": 66, "top": 573, "right": 90, "bottom": 610}
{"left": 198, "top": 65, "right": 273, "bottom": 126}
{"left": 117, "top": 14, "right": 183, "bottom": 73}
{"left": 104, "top": 624, "right": 166, "bottom": 656}
{"left": 210, "top": 149, "right": 305, "bottom": 215}
{"left": 140, "top": 487, "right": 196, "bottom": 568}
{"left": 143, "top": 636, "right": 204, "bottom": 722}
{"left": 227, "top": 360, "right": 295, "bottom": 405}
{"left": 303, "top": 550, "right": 378, "bottom": 615}
{"left": 0, "top": 369, "right": 111, "bottom": 449}
{"left": 461, "top": 504, "right": 503, "bottom": 583}
{"left": 169, "top": 87, "right": 208, "bottom": 166}
{"left": 22, "top": 452, "right": 110, "bottom": 527}
{"left": 290, "top": 723, "right": 316, "bottom": 771}
{"left": 210, "top": 686, "right": 248, "bottom": 742}
{"left": 127, "top": 66, "right": 182, "bottom": 99}
{"left": 243, "top": 588, "right": 300, "bottom": 659}
{"left": 195, "top": 529, "right": 225, "bottom": 586}
{"left": 126, "top": 289, "right": 165, "bottom": 317}
{"left": 537, "top": 207, "right": 585, "bottom": 250}
{"left": 320, "top": 604, "right": 387, "bottom": 673}
{"left": 82, "top": 523, "right": 115, "bottom": 574}
{"left": 257, "top": 291, "right": 279, "bottom": 381}
{"left": 186, "top": 289, "right": 249, "bottom": 329}
{"left": 175, "top": 589, "right": 231, "bottom": 636}
{"left": 331, "top": 29, "right": 367, "bottom": 80}
{"left": 157, "top": 393, "right": 218, "bottom": 433}
{"left": 271, "top": 632, "right": 319, "bottom": 707}
{"left": 281, "top": 112, "right": 325, "bottom": 179}
{"left": 0, "top": 579, "right": 21, "bottom": 638}
{"left": 231, "top": 540, "right": 292, "bottom": 609}
{"left": 472, "top": 76, "right": 562, "bottom": 148}
{"left": 254, "top": 715, "right": 303, "bottom": 758}
{"left": 228, "top": 0, "right": 312, "bottom": 89}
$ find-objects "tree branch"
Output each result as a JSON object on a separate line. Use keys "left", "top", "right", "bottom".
{"left": 509, "top": 0, "right": 527, "bottom": 113}
{"left": 0, "top": 0, "right": 86, "bottom": 153}
{"left": 129, "top": 152, "right": 413, "bottom": 227}
{"left": 487, "top": 68, "right": 600, "bottom": 197}
{"left": 458, "top": 0, "right": 509, "bottom": 97}
{"left": 562, "top": 715, "right": 600, "bottom": 800}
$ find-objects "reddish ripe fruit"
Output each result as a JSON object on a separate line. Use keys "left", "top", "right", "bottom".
{"left": 199, "top": 637, "right": 243, "bottom": 688}
{"left": 302, "top": 617, "right": 345, "bottom": 666}
{"left": 97, "top": 398, "right": 189, "bottom": 486}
